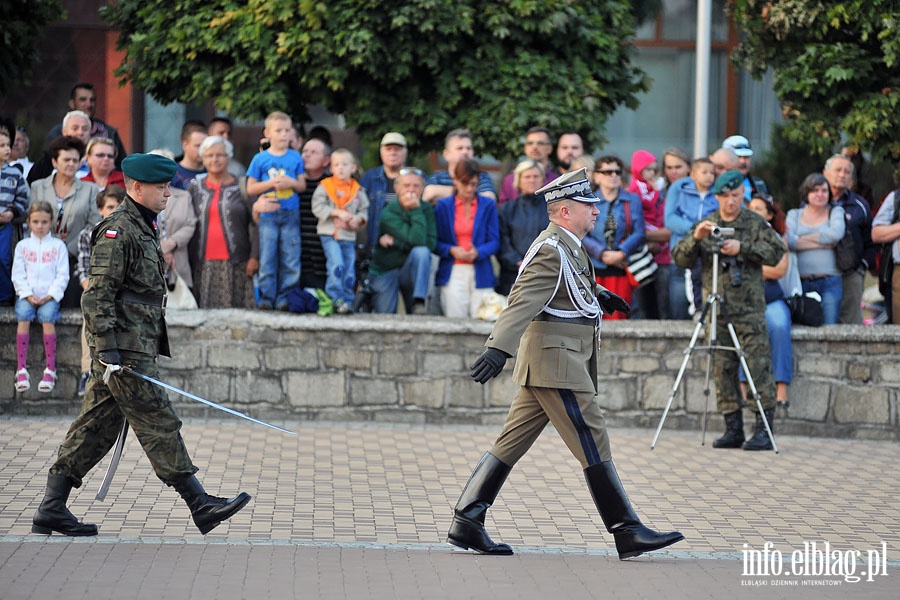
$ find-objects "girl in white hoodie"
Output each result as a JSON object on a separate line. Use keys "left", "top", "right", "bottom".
{"left": 12, "top": 201, "right": 69, "bottom": 393}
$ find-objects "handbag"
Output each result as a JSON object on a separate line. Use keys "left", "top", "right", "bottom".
{"left": 830, "top": 206, "right": 861, "bottom": 273}
{"left": 626, "top": 244, "right": 658, "bottom": 286}
{"left": 167, "top": 273, "right": 198, "bottom": 309}
{"left": 784, "top": 291, "right": 824, "bottom": 327}
{"left": 623, "top": 202, "right": 658, "bottom": 287}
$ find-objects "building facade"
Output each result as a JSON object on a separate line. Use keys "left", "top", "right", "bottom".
{"left": 1, "top": 1, "right": 781, "bottom": 164}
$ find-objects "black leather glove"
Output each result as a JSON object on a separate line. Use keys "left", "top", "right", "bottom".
{"left": 471, "top": 348, "right": 510, "bottom": 384}
{"left": 98, "top": 349, "right": 121, "bottom": 367}
{"left": 597, "top": 289, "right": 632, "bottom": 317}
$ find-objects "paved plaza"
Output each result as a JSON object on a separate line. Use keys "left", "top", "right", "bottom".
{"left": 1, "top": 417, "right": 897, "bottom": 599}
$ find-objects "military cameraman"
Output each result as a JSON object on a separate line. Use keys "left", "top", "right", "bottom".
{"left": 671, "top": 170, "right": 785, "bottom": 451}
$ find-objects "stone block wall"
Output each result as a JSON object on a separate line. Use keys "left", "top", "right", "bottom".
{"left": 2, "top": 310, "right": 898, "bottom": 440}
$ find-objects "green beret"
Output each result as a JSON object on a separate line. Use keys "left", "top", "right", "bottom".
{"left": 121, "top": 153, "right": 178, "bottom": 184}
{"left": 711, "top": 169, "right": 744, "bottom": 195}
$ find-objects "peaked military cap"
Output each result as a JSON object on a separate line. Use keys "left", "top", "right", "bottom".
{"left": 536, "top": 167, "right": 600, "bottom": 204}
{"left": 711, "top": 169, "right": 744, "bottom": 195}
{"left": 121, "top": 153, "right": 178, "bottom": 184}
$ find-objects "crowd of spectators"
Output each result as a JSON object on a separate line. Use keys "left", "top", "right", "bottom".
{"left": 2, "top": 82, "right": 893, "bottom": 339}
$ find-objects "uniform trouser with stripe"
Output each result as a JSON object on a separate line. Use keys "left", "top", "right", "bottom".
{"left": 490, "top": 385, "right": 612, "bottom": 469}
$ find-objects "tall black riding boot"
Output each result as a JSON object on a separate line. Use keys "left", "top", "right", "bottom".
{"left": 173, "top": 475, "right": 252, "bottom": 534}
{"left": 446, "top": 452, "right": 513, "bottom": 555}
{"left": 584, "top": 461, "right": 684, "bottom": 560}
{"left": 32, "top": 474, "right": 98, "bottom": 536}
{"left": 742, "top": 409, "right": 775, "bottom": 451}
{"left": 712, "top": 409, "right": 745, "bottom": 448}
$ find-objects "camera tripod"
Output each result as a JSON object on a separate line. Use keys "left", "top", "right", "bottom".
{"left": 651, "top": 251, "right": 778, "bottom": 453}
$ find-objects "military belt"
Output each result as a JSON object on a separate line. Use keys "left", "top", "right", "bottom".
{"left": 118, "top": 290, "right": 167, "bottom": 308}
{"left": 533, "top": 313, "right": 596, "bottom": 326}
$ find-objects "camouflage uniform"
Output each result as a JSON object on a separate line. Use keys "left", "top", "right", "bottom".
{"left": 671, "top": 209, "right": 785, "bottom": 413}
{"left": 50, "top": 196, "right": 198, "bottom": 487}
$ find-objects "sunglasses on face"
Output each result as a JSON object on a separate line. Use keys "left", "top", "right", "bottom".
{"left": 595, "top": 169, "right": 622, "bottom": 176}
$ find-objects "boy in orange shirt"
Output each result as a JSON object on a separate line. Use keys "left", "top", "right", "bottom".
{"left": 311, "top": 149, "right": 369, "bottom": 313}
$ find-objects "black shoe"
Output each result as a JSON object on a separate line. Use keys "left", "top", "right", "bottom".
{"left": 32, "top": 474, "right": 98, "bottom": 536}
{"left": 584, "top": 461, "right": 683, "bottom": 560}
{"left": 173, "top": 475, "right": 252, "bottom": 534}
{"left": 447, "top": 452, "right": 514, "bottom": 555}
{"left": 712, "top": 410, "right": 745, "bottom": 448}
{"left": 742, "top": 409, "right": 775, "bottom": 451}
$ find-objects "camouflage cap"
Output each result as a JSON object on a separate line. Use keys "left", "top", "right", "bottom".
{"left": 121, "top": 153, "right": 178, "bottom": 183}
{"left": 711, "top": 169, "right": 744, "bottom": 195}
{"left": 536, "top": 167, "right": 599, "bottom": 204}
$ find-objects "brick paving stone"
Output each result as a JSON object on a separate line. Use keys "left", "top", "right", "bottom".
{"left": 0, "top": 418, "right": 897, "bottom": 599}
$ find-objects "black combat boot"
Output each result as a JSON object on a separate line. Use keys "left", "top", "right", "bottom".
{"left": 742, "top": 409, "right": 775, "bottom": 451}
{"left": 173, "top": 475, "right": 251, "bottom": 534}
{"left": 585, "top": 461, "right": 684, "bottom": 560}
{"left": 712, "top": 410, "right": 745, "bottom": 448}
{"left": 447, "top": 452, "right": 514, "bottom": 555}
{"left": 32, "top": 474, "right": 99, "bottom": 536}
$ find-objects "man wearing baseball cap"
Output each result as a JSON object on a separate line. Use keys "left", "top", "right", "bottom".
{"left": 672, "top": 170, "right": 785, "bottom": 451}
{"left": 722, "top": 134, "right": 769, "bottom": 201}
{"left": 33, "top": 154, "right": 251, "bottom": 537}
{"left": 447, "top": 168, "right": 684, "bottom": 560}
{"left": 361, "top": 132, "right": 409, "bottom": 255}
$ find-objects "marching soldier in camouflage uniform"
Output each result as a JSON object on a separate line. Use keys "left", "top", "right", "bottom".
{"left": 671, "top": 170, "right": 785, "bottom": 451}
{"left": 33, "top": 154, "right": 251, "bottom": 536}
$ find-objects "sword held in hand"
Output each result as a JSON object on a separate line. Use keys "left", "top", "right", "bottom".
{"left": 121, "top": 366, "right": 296, "bottom": 435}
{"left": 95, "top": 365, "right": 295, "bottom": 501}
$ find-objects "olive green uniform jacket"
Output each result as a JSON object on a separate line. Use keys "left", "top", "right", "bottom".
{"left": 486, "top": 223, "right": 600, "bottom": 394}
{"left": 82, "top": 196, "right": 170, "bottom": 358}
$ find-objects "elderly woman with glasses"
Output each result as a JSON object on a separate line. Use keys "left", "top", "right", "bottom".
{"left": 82, "top": 137, "right": 124, "bottom": 192}
{"left": 435, "top": 158, "right": 500, "bottom": 318}
{"left": 581, "top": 155, "right": 645, "bottom": 320}
{"left": 496, "top": 159, "right": 550, "bottom": 295}
{"left": 187, "top": 136, "right": 259, "bottom": 308}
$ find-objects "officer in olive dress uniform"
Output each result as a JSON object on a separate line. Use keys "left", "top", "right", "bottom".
{"left": 448, "top": 168, "right": 684, "bottom": 559}
{"left": 33, "top": 154, "right": 251, "bottom": 536}
{"left": 671, "top": 170, "right": 785, "bottom": 451}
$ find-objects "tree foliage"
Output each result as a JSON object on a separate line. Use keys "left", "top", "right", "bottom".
{"left": 0, "top": 0, "right": 65, "bottom": 96}
{"left": 730, "top": 0, "right": 900, "bottom": 166}
{"left": 101, "top": 0, "right": 647, "bottom": 156}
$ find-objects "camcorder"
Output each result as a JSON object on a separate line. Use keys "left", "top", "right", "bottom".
{"left": 708, "top": 226, "right": 743, "bottom": 287}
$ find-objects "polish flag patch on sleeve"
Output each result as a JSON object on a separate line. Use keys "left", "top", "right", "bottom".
{"left": 105, "top": 230, "right": 118, "bottom": 238}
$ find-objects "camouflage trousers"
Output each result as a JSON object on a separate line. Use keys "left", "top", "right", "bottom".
{"left": 712, "top": 312, "right": 776, "bottom": 414}
{"left": 50, "top": 353, "right": 198, "bottom": 487}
